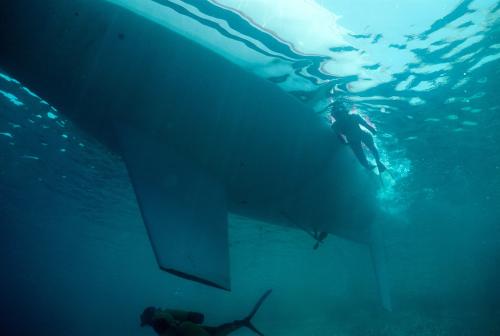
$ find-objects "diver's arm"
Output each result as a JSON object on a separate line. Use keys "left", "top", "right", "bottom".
{"left": 337, "top": 134, "right": 348, "bottom": 144}
{"left": 332, "top": 122, "right": 348, "bottom": 144}
{"left": 357, "top": 115, "right": 377, "bottom": 134}
{"left": 169, "top": 309, "right": 204, "bottom": 324}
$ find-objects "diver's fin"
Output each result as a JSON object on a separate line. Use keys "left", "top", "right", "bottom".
{"left": 377, "top": 162, "right": 387, "bottom": 174}
{"left": 242, "top": 289, "right": 272, "bottom": 336}
{"left": 369, "top": 222, "right": 392, "bottom": 311}
{"left": 114, "top": 123, "right": 231, "bottom": 290}
{"left": 313, "top": 232, "right": 328, "bottom": 250}
{"left": 378, "top": 173, "right": 385, "bottom": 187}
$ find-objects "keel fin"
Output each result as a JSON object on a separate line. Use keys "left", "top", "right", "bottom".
{"left": 114, "top": 123, "right": 231, "bottom": 290}
{"left": 370, "top": 222, "right": 392, "bottom": 311}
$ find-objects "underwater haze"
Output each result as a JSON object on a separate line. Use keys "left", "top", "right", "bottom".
{"left": 1, "top": 0, "right": 500, "bottom": 335}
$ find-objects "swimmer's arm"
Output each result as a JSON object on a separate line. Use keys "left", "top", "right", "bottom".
{"left": 331, "top": 122, "right": 348, "bottom": 144}
{"left": 356, "top": 115, "right": 377, "bottom": 134}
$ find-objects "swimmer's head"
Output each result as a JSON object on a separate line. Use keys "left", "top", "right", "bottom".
{"left": 330, "top": 100, "right": 349, "bottom": 118}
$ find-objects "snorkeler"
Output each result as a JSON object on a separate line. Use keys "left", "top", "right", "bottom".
{"left": 330, "top": 100, "right": 387, "bottom": 173}
{"left": 140, "top": 290, "right": 272, "bottom": 336}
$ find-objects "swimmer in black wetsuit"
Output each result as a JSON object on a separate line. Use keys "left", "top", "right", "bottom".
{"left": 330, "top": 101, "right": 387, "bottom": 173}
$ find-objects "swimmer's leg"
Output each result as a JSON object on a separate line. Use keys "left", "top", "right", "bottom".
{"left": 349, "top": 141, "right": 375, "bottom": 170}
{"left": 362, "top": 133, "right": 386, "bottom": 172}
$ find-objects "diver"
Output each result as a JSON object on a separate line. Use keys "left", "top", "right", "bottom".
{"left": 330, "top": 100, "right": 387, "bottom": 173}
{"left": 140, "top": 289, "right": 272, "bottom": 336}
{"left": 313, "top": 230, "right": 328, "bottom": 250}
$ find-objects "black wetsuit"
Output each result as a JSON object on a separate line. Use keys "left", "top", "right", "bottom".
{"left": 332, "top": 113, "right": 382, "bottom": 170}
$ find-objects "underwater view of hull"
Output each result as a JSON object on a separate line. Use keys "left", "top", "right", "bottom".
{"left": 0, "top": 0, "right": 386, "bottom": 303}
{"left": 1, "top": 0, "right": 499, "bottom": 335}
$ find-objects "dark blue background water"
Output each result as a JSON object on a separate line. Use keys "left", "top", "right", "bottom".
{"left": 1, "top": 1, "right": 499, "bottom": 335}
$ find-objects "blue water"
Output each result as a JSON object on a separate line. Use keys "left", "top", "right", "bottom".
{"left": 1, "top": 1, "right": 499, "bottom": 335}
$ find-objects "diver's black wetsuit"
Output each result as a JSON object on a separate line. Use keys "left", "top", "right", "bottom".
{"left": 332, "top": 113, "right": 385, "bottom": 171}
{"left": 141, "top": 290, "right": 272, "bottom": 336}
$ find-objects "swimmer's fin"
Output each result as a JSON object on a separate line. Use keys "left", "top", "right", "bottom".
{"left": 377, "top": 162, "right": 387, "bottom": 173}
{"left": 370, "top": 221, "right": 392, "bottom": 311}
{"left": 241, "top": 289, "right": 272, "bottom": 336}
{"left": 378, "top": 173, "right": 385, "bottom": 187}
{"left": 114, "top": 123, "right": 231, "bottom": 291}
